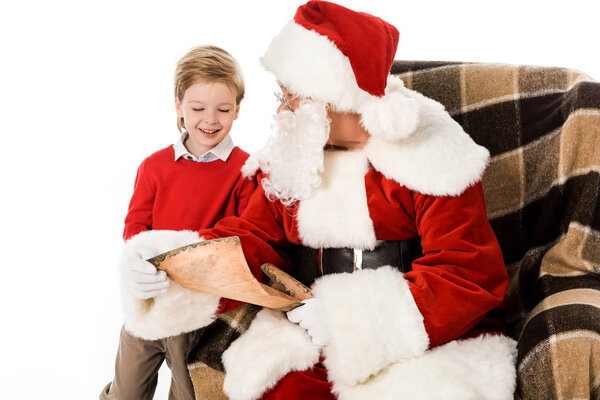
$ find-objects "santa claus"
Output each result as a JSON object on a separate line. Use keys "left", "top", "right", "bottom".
{"left": 119, "top": 1, "right": 518, "bottom": 399}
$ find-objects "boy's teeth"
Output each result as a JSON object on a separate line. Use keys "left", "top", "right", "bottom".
{"left": 200, "top": 128, "right": 218, "bottom": 133}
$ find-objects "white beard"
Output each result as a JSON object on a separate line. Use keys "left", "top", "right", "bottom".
{"left": 255, "top": 101, "right": 330, "bottom": 206}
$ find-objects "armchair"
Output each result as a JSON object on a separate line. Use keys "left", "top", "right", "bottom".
{"left": 391, "top": 60, "right": 600, "bottom": 399}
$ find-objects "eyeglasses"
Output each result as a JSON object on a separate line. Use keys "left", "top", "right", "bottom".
{"left": 274, "top": 91, "right": 297, "bottom": 111}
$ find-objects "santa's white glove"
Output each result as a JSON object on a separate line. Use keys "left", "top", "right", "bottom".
{"left": 120, "top": 248, "right": 169, "bottom": 299}
{"left": 287, "top": 298, "right": 329, "bottom": 346}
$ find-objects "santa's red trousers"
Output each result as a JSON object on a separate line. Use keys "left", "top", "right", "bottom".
{"left": 259, "top": 363, "right": 334, "bottom": 399}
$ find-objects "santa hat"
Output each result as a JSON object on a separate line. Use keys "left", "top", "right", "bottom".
{"left": 261, "top": 0, "right": 419, "bottom": 140}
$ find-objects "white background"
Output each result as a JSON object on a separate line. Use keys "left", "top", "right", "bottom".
{"left": 1, "top": 0, "right": 598, "bottom": 398}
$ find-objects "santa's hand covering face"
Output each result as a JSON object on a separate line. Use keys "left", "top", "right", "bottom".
{"left": 120, "top": 1, "right": 518, "bottom": 399}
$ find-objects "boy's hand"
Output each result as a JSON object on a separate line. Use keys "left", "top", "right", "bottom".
{"left": 120, "top": 249, "right": 169, "bottom": 299}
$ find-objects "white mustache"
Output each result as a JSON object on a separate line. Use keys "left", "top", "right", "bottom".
{"left": 255, "top": 100, "right": 330, "bottom": 206}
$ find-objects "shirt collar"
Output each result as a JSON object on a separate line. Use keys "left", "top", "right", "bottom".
{"left": 173, "top": 132, "right": 234, "bottom": 162}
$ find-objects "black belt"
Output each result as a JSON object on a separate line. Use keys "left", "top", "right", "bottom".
{"left": 289, "top": 238, "right": 422, "bottom": 287}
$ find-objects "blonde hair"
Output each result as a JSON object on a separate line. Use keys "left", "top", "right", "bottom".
{"left": 174, "top": 45, "right": 245, "bottom": 132}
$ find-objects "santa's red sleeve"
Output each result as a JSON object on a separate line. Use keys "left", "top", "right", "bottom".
{"left": 119, "top": 172, "right": 289, "bottom": 339}
{"left": 407, "top": 181, "right": 507, "bottom": 346}
{"left": 234, "top": 173, "right": 258, "bottom": 217}
{"left": 199, "top": 173, "right": 292, "bottom": 313}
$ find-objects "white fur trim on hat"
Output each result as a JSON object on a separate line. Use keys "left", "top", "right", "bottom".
{"left": 333, "top": 334, "right": 518, "bottom": 400}
{"left": 359, "top": 87, "right": 420, "bottom": 140}
{"left": 120, "top": 230, "right": 220, "bottom": 340}
{"left": 262, "top": 21, "right": 368, "bottom": 112}
{"left": 262, "top": 21, "right": 420, "bottom": 141}
{"left": 311, "top": 266, "right": 429, "bottom": 386}
{"left": 222, "top": 309, "right": 320, "bottom": 400}
{"left": 365, "top": 77, "right": 490, "bottom": 196}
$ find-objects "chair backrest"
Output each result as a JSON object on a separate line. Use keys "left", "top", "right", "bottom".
{"left": 391, "top": 61, "right": 600, "bottom": 336}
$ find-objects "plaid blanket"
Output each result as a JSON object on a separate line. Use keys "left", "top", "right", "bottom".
{"left": 187, "top": 61, "right": 600, "bottom": 399}
{"left": 187, "top": 304, "right": 261, "bottom": 399}
{"left": 392, "top": 61, "right": 600, "bottom": 399}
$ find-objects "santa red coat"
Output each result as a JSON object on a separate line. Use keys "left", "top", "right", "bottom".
{"left": 206, "top": 150, "right": 516, "bottom": 400}
{"left": 121, "top": 78, "right": 517, "bottom": 399}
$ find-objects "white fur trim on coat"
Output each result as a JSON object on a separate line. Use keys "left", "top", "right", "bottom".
{"left": 333, "top": 334, "right": 517, "bottom": 400}
{"left": 311, "top": 266, "right": 429, "bottom": 386}
{"left": 222, "top": 309, "right": 321, "bottom": 400}
{"left": 120, "top": 230, "right": 220, "bottom": 340}
{"left": 296, "top": 150, "right": 377, "bottom": 249}
{"left": 365, "top": 77, "right": 490, "bottom": 196}
{"left": 241, "top": 154, "right": 260, "bottom": 179}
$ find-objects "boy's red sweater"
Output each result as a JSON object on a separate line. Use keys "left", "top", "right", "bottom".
{"left": 123, "top": 144, "right": 257, "bottom": 313}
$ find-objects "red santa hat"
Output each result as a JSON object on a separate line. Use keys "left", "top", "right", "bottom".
{"left": 261, "top": 0, "right": 420, "bottom": 140}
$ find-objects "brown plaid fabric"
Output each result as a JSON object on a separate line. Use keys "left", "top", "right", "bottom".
{"left": 392, "top": 61, "right": 600, "bottom": 400}
{"left": 187, "top": 304, "right": 261, "bottom": 399}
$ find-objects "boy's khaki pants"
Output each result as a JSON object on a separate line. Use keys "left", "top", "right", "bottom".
{"left": 100, "top": 327, "right": 204, "bottom": 400}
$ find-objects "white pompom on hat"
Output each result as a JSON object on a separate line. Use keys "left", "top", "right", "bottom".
{"left": 261, "top": 0, "right": 419, "bottom": 140}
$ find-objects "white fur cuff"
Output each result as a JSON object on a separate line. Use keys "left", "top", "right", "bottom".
{"left": 312, "top": 266, "right": 429, "bottom": 386}
{"left": 222, "top": 309, "right": 321, "bottom": 400}
{"left": 120, "top": 230, "right": 220, "bottom": 340}
{"left": 333, "top": 334, "right": 518, "bottom": 400}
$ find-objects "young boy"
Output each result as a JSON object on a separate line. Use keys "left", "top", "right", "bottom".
{"left": 100, "top": 45, "right": 257, "bottom": 400}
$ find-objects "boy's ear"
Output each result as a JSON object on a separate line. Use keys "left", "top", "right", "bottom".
{"left": 174, "top": 96, "right": 182, "bottom": 117}
{"left": 234, "top": 104, "right": 241, "bottom": 120}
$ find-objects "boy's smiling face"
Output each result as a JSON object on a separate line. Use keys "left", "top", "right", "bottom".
{"left": 175, "top": 80, "right": 239, "bottom": 157}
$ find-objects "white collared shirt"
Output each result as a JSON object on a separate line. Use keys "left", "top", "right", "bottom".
{"left": 173, "top": 132, "right": 234, "bottom": 163}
